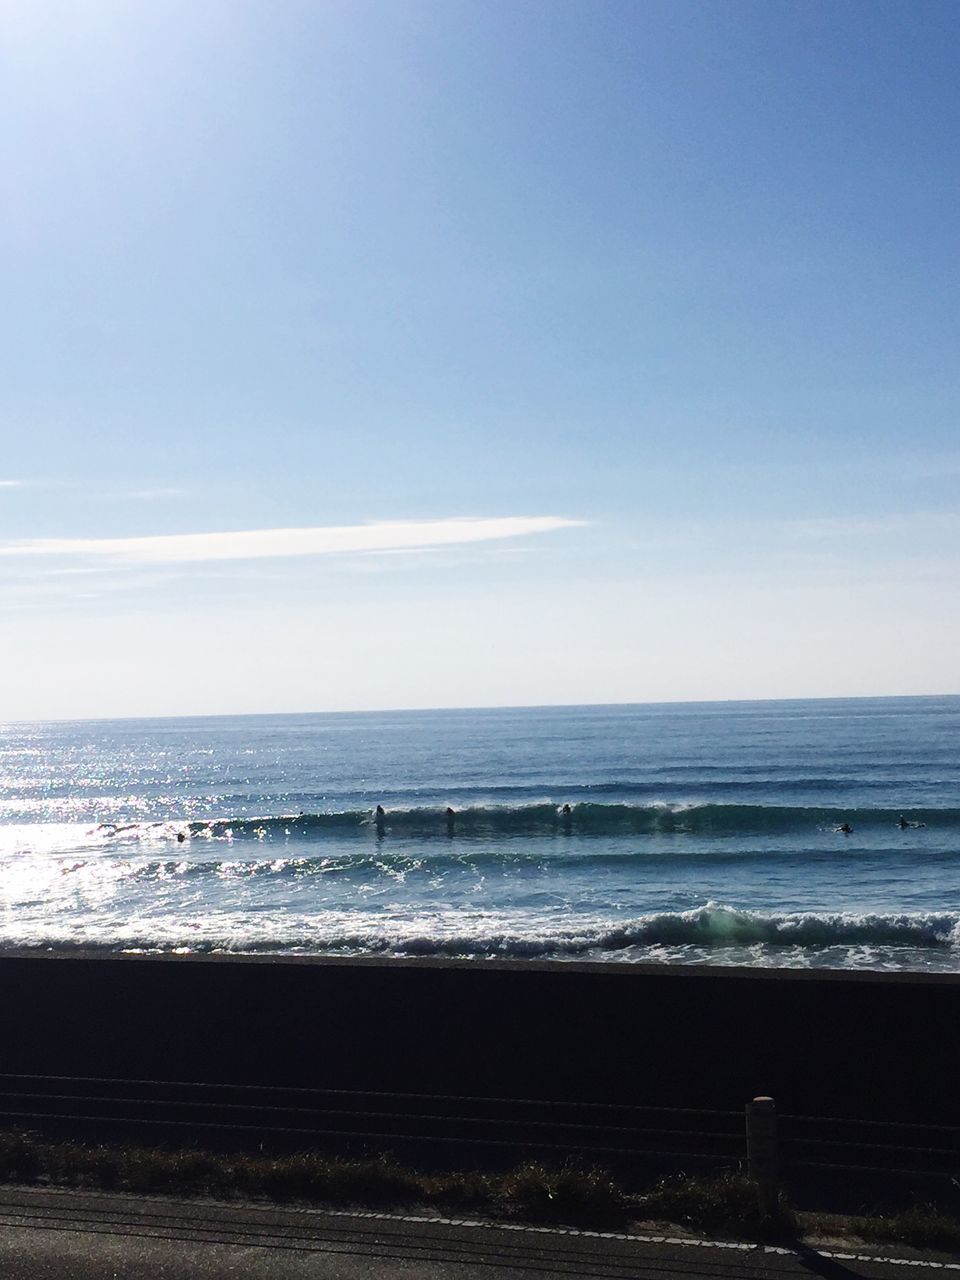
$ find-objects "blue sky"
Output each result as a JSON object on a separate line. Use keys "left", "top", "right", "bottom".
{"left": 2, "top": 0, "right": 958, "bottom": 717}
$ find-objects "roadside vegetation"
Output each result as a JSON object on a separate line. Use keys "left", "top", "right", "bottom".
{"left": 852, "top": 1207, "right": 960, "bottom": 1253}
{"left": 0, "top": 1130, "right": 955, "bottom": 1254}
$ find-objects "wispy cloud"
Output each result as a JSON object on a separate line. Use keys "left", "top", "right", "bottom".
{"left": 788, "top": 510, "right": 960, "bottom": 539}
{"left": 107, "top": 486, "right": 192, "bottom": 502}
{"left": 900, "top": 453, "right": 960, "bottom": 481}
{"left": 0, "top": 479, "right": 190, "bottom": 499}
{"left": 0, "top": 516, "right": 585, "bottom": 565}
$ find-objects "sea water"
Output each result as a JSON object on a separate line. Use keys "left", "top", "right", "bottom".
{"left": 0, "top": 696, "right": 957, "bottom": 971}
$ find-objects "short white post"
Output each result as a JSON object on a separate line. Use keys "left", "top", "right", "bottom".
{"left": 745, "top": 1096, "right": 778, "bottom": 1220}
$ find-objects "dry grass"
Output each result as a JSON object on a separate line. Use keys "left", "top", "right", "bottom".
{"left": 0, "top": 1130, "right": 628, "bottom": 1224}
{"left": 640, "top": 1172, "right": 797, "bottom": 1239}
{"left": 0, "top": 1128, "right": 807, "bottom": 1237}
{"left": 9, "top": 1129, "right": 960, "bottom": 1250}
{"left": 851, "top": 1206, "right": 960, "bottom": 1253}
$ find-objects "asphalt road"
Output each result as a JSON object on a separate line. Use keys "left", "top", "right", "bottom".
{"left": 0, "top": 1186, "right": 953, "bottom": 1280}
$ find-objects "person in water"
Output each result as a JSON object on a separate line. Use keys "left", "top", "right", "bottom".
{"left": 561, "top": 804, "right": 572, "bottom": 816}
{"left": 897, "top": 815, "right": 926, "bottom": 829}
{"left": 837, "top": 822, "right": 853, "bottom": 835}
{"left": 374, "top": 804, "right": 386, "bottom": 833}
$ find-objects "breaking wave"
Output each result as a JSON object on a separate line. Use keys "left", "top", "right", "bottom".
{"left": 90, "top": 801, "right": 956, "bottom": 843}
{"left": 2, "top": 903, "right": 959, "bottom": 962}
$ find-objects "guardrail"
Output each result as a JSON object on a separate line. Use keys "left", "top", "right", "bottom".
{"left": 0, "top": 1073, "right": 744, "bottom": 1170}
{"left": 0, "top": 1075, "right": 956, "bottom": 1205}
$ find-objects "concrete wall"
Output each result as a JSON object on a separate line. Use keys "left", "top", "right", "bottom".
{"left": 0, "top": 953, "right": 955, "bottom": 1123}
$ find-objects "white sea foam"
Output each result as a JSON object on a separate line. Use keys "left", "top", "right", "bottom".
{"left": 1, "top": 698, "right": 958, "bottom": 972}
{"left": 0, "top": 902, "right": 957, "bottom": 971}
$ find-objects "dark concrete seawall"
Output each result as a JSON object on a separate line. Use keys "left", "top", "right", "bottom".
{"left": 0, "top": 953, "right": 956, "bottom": 1124}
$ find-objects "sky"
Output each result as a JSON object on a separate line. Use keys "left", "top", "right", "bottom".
{"left": 1, "top": 0, "right": 958, "bottom": 718}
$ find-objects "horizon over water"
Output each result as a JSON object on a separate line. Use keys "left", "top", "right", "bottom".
{"left": 21, "top": 690, "right": 958, "bottom": 724}
{"left": 1, "top": 694, "right": 958, "bottom": 972}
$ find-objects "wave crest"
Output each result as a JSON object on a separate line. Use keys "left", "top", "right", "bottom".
{"left": 2, "top": 903, "right": 958, "bottom": 960}
{"left": 89, "top": 801, "right": 957, "bottom": 844}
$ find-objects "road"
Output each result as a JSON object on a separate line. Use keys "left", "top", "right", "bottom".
{"left": 0, "top": 1186, "right": 953, "bottom": 1279}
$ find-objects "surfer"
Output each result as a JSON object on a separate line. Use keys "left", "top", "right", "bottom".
{"left": 176, "top": 832, "right": 186, "bottom": 844}
{"left": 897, "top": 815, "right": 926, "bottom": 829}
{"left": 375, "top": 804, "right": 386, "bottom": 834}
{"left": 561, "top": 804, "right": 572, "bottom": 816}
{"left": 445, "top": 806, "right": 455, "bottom": 834}
{"left": 837, "top": 822, "right": 853, "bottom": 835}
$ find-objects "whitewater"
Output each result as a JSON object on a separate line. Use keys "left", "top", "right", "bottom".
{"left": 0, "top": 696, "right": 958, "bottom": 970}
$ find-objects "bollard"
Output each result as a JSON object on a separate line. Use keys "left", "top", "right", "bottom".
{"left": 745, "top": 1096, "right": 778, "bottom": 1220}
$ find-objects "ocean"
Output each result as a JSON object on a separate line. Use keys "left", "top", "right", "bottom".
{"left": 0, "top": 696, "right": 957, "bottom": 971}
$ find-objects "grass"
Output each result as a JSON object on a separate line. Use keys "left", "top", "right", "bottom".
{"left": 0, "top": 1130, "right": 630, "bottom": 1224}
{"left": 640, "top": 1172, "right": 796, "bottom": 1239}
{"left": 852, "top": 1206, "right": 960, "bottom": 1253}
{"left": 0, "top": 1129, "right": 779, "bottom": 1233}
{"left": 0, "top": 1129, "right": 957, "bottom": 1253}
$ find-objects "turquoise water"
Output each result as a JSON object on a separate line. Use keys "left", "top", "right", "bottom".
{"left": 0, "top": 696, "right": 958, "bottom": 969}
